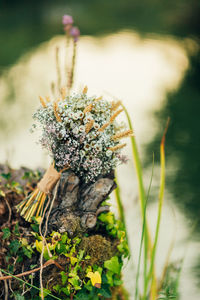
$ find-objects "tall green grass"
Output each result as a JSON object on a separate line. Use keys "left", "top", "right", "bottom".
{"left": 115, "top": 105, "right": 170, "bottom": 299}
{"left": 134, "top": 154, "right": 154, "bottom": 300}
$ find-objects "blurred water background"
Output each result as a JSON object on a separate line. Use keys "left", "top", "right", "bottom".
{"left": 0, "top": 1, "right": 200, "bottom": 299}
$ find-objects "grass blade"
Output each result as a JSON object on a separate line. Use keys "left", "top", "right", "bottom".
{"left": 147, "top": 118, "right": 170, "bottom": 294}
{"left": 135, "top": 153, "right": 155, "bottom": 300}
{"left": 122, "top": 104, "right": 151, "bottom": 295}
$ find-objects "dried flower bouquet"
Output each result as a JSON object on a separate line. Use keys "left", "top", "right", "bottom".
{"left": 17, "top": 87, "right": 132, "bottom": 221}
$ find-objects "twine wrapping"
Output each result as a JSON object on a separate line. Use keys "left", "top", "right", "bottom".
{"left": 37, "top": 165, "right": 61, "bottom": 194}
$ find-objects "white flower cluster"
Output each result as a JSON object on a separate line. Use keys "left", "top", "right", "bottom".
{"left": 32, "top": 92, "right": 127, "bottom": 183}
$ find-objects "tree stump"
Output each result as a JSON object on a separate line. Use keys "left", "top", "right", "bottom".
{"left": 0, "top": 165, "right": 128, "bottom": 300}
{"left": 48, "top": 170, "right": 116, "bottom": 236}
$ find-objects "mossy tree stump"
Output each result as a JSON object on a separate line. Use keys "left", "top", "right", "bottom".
{"left": 0, "top": 165, "right": 129, "bottom": 299}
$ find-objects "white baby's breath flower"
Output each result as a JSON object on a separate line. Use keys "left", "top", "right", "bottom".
{"left": 73, "top": 113, "right": 79, "bottom": 120}
{"left": 93, "top": 122, "right": 100, "bottom": 130}
{"left": 90, "top": 141, "right": 96, "bottom": 147}
{"left": 72, "top": 127, "right": 79, "bottom": 135}
{"left": 106, "top": 150, "right": 112, "bottom": 157}
{"left": 79, "top": 125, "right": 85, "bottom": 133}
{"left": 80, "top": 150, "right": 85, "bottom": 157}
{"left": 84, "top": 143, "right": 91, "bottom": 151}
{"left": 77, "top": 111, "right": 84, "bottom": 118}
{"left": 94, "top": 144, "right": 102, "bottom": 152}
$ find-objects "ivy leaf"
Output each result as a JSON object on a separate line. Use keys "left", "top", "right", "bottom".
{"left": 61, "top": 233, "right": 68, "bottom": 244}
{"left": 75, "top": 288, "right": 89, "bottom": 300}
{"left": 11, "top": 181, "right": 19, "bottom": 188}
{"left": 99, "top": 284, "right": 112, "bottom": 297}
{"left": 39, "top": 288, "right": 51, "bottom": 298}
{"left": 31, "top": 223, "right": 39, "bottom": 233}
{"left": 104, "top": 256, "right": 121, "bottom": 274}
{"left": 86, "top": 271, "right": 101, "bottom": 288}
{"left": 60, "top": 271, "right": 68, "bottom": 285}
{"left": 61, "top": 286, "right": 70, "bottom": 296}
{"left": 13, "top": 222, "right": 20, "bottom": 235}
{"left": 70, "top": 256, "right": 78, "bottom": 266}
{"left": 113, "top": 278, "right": 123, "bottom": 286}
{"left": 106, "top": 270, "right": 114, "bottom": 286}
{"left": 98, "top": 212, "right": 114, "bottom": 224}
{"left": 78, "top": 250, "right": 84, "bottom": 261}
{"left": 9, "top": 240, "right": 20, "bottom": 254}
{"left": 68, "top": 276, "right": 81, "bottom": 290}
{"left": 1, "top": 173, "right": 11, "bottom": 180}
{"left": 16, "top": 256, "right": 23, "bottom": 263}
{"left": 22, "top": 246, "right": 32, "bottom": 259}
{"left": 15, "top": 294, "right": 25, "bottom": 300}
{"left": 2, "top": 228, "right": 11, "bottom": 239}
{"left": 35, "top": 240, "right": 51, "bottom": 260}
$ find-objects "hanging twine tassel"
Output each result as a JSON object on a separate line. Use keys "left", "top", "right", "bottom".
{"left": 16, "top": 165, "right": 61, "bottom": 222}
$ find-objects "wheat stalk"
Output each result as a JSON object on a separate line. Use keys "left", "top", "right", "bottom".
{"left": 109, "top": 143, "right": 126, "bottom": 151}
{"left": 98, "top": 108, "right": 123, "bottom": 132}
{"left": 61, "top": 87, "right": 67, "bottom": 100}
{"left": 95, "top": 96, "right": 102, "bottom": 101}
{"left": 45, "top": 96, "right": 51, "bottom": 103}
{"left": 111, "top": 100, "right": 121, "bottom": 111}
{"left": 112, "top": 129, "right": 133, "bottom": 140}
{"left": 53, "top": 101, "right": 62, "bottom": 122}
{"left": 85, "top": 119, "right": 94, "bottom": 133}
{"left": 83, "top": 103, "right": 93, "bottom": 114}
{"left": 39, "top": 96, "right": 47, "bottom": 108}
{"left": 82, "top": 85, "right": 88, "bottom": 94}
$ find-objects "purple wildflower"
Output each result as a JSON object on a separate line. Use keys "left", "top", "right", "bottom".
{"left": 62, "top": 15, "right": 74, "bottom": 25}
{"left": 70, "top": 26, "right": 80, "bottom": 42}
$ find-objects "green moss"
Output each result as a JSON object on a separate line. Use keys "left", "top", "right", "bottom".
{"left": 80, "top": 235, "right": 114, "bottom": 266}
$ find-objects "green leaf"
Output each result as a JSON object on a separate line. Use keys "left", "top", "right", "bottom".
{"left": 31, "top": 223, "right": 39, "bottom": 233}
{"left": 60, "top": 271, "right": 68, "bottom": 285}
{"left": 61, "top": 286, "right": 70, "bottom": 296}
{"left": 104, "top": 256, "right": 121, "bottom": 274}
{"left": 68, "top": 276, "right": 81, "bottom": 290}
{"left": 9, "top": 240, "right": 21, "bottom": 254}
{"left": 39, "top": 288, "right": 51, "bottom": 298}
{"left": 113, "top": 278, "right": 123, "bottom": 286}
{"left": 98, "top": 212, "right": 114, "bottom": 224}
{"left": 8, "top": 264, "right": 14, "bottom": 273}
{"left": 106, "top": 270, "right": 113, "bottom": 286}
{"left": 73, "top": 237, "right": 81, "bottom": 245}
{"left": 22, "top": 246, "right": 32, "bottom": 259}
{"left": 13, "top": 222, "right": 20, "bottom": 235}
{"left": 16, "top": 256, "right": 23, "bottom": 263}
{"left": 2, "top": 228, "right": 11, "bottom": 239}
{"left": 75, "top": 288, "right": 89, "bottom": 300}
{"left": 15, "top": 294, "right": 25, "bottom": 300}
{"left": 1, "top": 172, "right": 11, "bottom": 180}
{"left": 11, "top": 181, "right": 19, "bottom": 187}
{"left": 98, "top": 284, "right": 112, "bottom": 297}
{"left": 56, "top": 242, "right": 67, "bottom": 254}
{"left": 53, "top": 284, "right": 60, "bottom": 292}
{"left": 30, "top": 264, "right": 37, "bottom": 269}
{"left": 61, "top": 233, "right": 68, "bottom": 243}
{"left": 78, "top": 250, "right": 84, "bottom": 261}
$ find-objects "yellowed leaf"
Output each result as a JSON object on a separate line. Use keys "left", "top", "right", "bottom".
{"left": 70, "top": 256, "right": 78, "bottom": 266}
{"left": 86, "top": 271, "right": 101, "bottom": 288}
